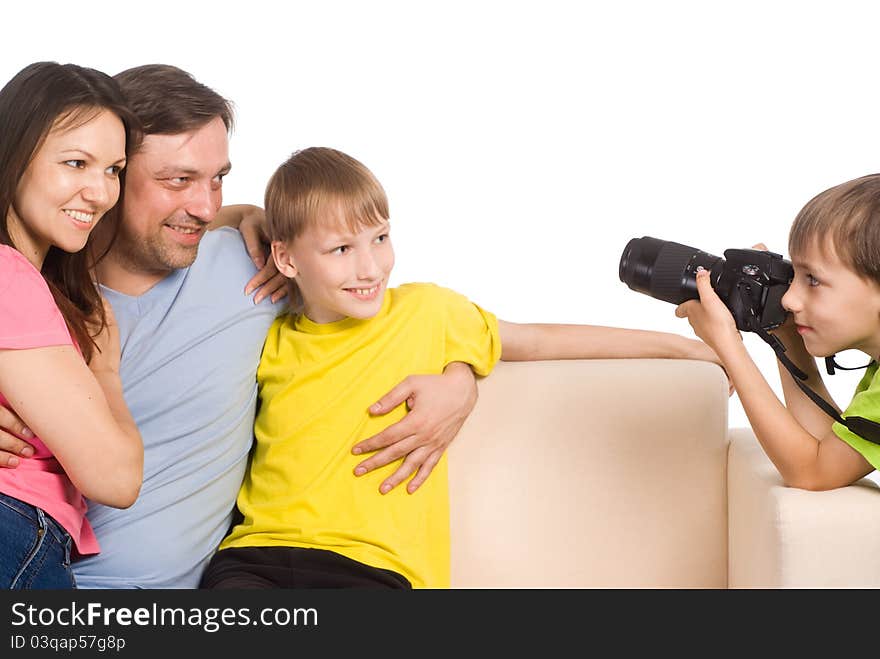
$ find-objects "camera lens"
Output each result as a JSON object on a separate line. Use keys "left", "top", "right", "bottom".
{"left": 619, "top": 236, "right": 722, "bottom": 305}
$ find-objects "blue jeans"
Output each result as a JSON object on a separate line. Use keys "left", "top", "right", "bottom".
{"left": 0, "top": 492, "right": 76, "bottom": 589}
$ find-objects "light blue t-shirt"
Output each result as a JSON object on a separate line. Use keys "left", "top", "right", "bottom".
{"left": 73, "top": 228, "right": 283, "bottom": 588}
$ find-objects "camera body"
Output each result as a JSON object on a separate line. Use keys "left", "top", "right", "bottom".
{"left": 619, "top": 236, "right": 793, "bottom": 332}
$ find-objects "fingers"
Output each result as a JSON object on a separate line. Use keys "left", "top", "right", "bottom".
{"left": 244, "top": 262, "right": 275, "bottom": 298}
{"left": 0, "top": 452, "right": 22, "bottom": 468}
{"left": 376, "top": 446, "right": 431, "bottom": 494}
{"left": 354, "top": 435, "right": 417, "bottom": 479}
{"left": 0, "top": 427, "right": 35, "bottom": 468}
{"left": 0, "top": 407, "right": 34, "bottom": 445}
{"left": 368, "top": 376, "right": 414, "bottom": 417}
{"left": 674, "top": 303, "right": 689, "bottom": 318}
{"left": 353, "top": 416, "right": 415, "bottom": 456}
{"left": 354, "top": 442, "right": 443, "bottom": 495}
{"left": 694, "top": 268, "right": 714, "bottom": 300}
{"left": 254, "top": 273, "right": 289, "bottom": 305}
{"left": 404, "top": 449, "right": 443, "bottom": 494}
{"left": 751, "top": 243, "right": 768, "bottom": 251}
{"left": 239, "top": 222, "right": 267, "bottom": 271}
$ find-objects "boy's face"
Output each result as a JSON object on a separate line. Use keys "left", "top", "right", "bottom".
{"left": 781, "top": 236, "right": 880, "bottom": 359}
{"left": 278, "top": 218, "right": 394, "bottom": 324}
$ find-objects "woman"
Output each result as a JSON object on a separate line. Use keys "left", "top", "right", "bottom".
{"left": 0, "top": 62, "right": 144, "bottom": 589}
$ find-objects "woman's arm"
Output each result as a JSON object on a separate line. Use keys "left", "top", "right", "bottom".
{"left": 0, "top": 305, "right": 143, "bottom": 508}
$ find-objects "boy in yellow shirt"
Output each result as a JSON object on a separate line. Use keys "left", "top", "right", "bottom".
{"left": 201, "top": 147, "right": 724, "bottom": 588}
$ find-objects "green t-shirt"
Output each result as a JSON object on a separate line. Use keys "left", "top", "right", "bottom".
{"left": 832, "top": 362, "right": 880, "bottom": 470}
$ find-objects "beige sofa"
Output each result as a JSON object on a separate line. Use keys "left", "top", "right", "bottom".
{"left": 447, "top": 359, "right": 880, "bottom": 588}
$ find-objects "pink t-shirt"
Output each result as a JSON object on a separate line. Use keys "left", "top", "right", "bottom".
{"left": 0, "top": 244, "right": 99, "bottom": 556}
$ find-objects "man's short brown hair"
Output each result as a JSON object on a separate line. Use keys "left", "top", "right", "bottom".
{"left": 114, "top": 64, "right": 234, "bottom": 139}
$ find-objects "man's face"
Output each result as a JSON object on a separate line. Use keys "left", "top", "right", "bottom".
{"left": 782, "top": 235, "right": 880, "bottom": 359}
{"left": 116, "top": 116, "right": 230, "bottom": 274}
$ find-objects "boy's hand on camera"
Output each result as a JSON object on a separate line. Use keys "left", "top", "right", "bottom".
{"left": 0, "top": 406, "right": 35, "bottom": 468}
{"left": 675, "top": 268, "right": 740, "bottom": 356}
{"left": 351, "top": 363, "right": 478, "bottom": 494}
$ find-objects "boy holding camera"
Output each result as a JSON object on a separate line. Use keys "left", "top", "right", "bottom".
{"left": 676, "top": 173, "right": 880, "bottom": 490}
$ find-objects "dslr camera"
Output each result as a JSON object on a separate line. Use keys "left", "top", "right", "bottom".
{"left": 618, "top": 236, "right": 793, "bottom": 333}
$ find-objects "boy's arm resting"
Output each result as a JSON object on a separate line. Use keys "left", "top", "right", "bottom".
{"left": 351, "top": 362, "right": 478, "bottom": 494}
{"left": 678, "top": 268, "right": 873, "bottom": 490}
{"left": 0, "top": 406, "right": 35, "bottom": 468}
{"left": 213, "top": 204, "right": 288, "bottom": 304}
{"left": 716, "top": 336, "right": 871, "bottom": 489}
{"left": 495, "top": 319, "right": 721, "bottom": 363}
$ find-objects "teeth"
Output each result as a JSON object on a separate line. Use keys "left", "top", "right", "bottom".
{"left": 63, "top": 209, "right": 94, "bottom": 224}
{"left": 350, "top": 286, "right": 378, "bottom": 296}
{"left": 169, "top": 226, "right": 200, "bottom": 234}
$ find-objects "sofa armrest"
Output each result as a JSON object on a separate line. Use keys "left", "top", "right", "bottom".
{"left": 728, "top": 427, "right": 880, "bottom": 587}
{"left": 448, "top": 358, "right": 729, "bottom": 588}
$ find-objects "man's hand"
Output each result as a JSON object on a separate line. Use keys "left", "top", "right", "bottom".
{"left": 0, "top": 406, "right": 35, "bottom": 468}
{"left": 237, "top": 206, "right": 288, "bottom": 305}
{"left": 351, "top": 362, "right": 478, "bottom": 494}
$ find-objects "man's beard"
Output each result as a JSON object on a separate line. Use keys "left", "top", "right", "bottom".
{"left": 115, "top": 224, "right": 202, "bottom": 276}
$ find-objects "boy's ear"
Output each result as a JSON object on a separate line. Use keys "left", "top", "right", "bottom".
{"left": 271, "top": 240, "right": 298, "bottom": 278}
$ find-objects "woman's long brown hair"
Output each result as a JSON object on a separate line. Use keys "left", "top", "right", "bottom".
{"left": 0, "top": 62, "right": 141, "bottom": 362}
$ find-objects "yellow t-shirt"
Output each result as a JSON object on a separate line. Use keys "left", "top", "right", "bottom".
{"left": 219, "top": 283, "right": 502, "bottom": 587}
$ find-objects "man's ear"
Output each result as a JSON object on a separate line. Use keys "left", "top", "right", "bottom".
{"left": 271, "top": 241, "right": 298, "bottom": 278}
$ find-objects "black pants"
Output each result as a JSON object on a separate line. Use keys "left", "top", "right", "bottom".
{"left": 200, "top": 546, "right": 412, "bottom": 589}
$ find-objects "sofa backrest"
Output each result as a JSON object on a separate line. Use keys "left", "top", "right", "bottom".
{"left": 448, "top": 358, "right": 730, "bottom": 588}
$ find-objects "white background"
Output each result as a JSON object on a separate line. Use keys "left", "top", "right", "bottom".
{"left": 5, "top": 0, "right": 880, "bottom": 433}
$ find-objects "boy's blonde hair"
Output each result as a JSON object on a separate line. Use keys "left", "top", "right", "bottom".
{"left": 789, "top": 174, "right": 880, "bottom": 285}
{"left": 265, "top": 146, "right": 389, "bottom": 245}
{"left": 264, "top": 147, "right": 390, "bottom": 311}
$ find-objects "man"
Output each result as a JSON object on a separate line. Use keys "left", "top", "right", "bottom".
{"left": 0, "top": 65, "right": 477, "bottom": 588}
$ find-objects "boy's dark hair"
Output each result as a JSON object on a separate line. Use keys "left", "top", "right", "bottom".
{"left": 789, "top": 174, "right": 880, "bottom": 285}
{"left": 0, "top": 61, "right": 141, "bottom": 362}
{"left": 113, "top": 64, "right": 234, "bottom": 139}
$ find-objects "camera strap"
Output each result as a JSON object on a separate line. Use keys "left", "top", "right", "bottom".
{"left": 753, "top": 326, "right": 880, "bottom": 445}
{"left": 825, "top": 355, "right": 874, "bottom": 375}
